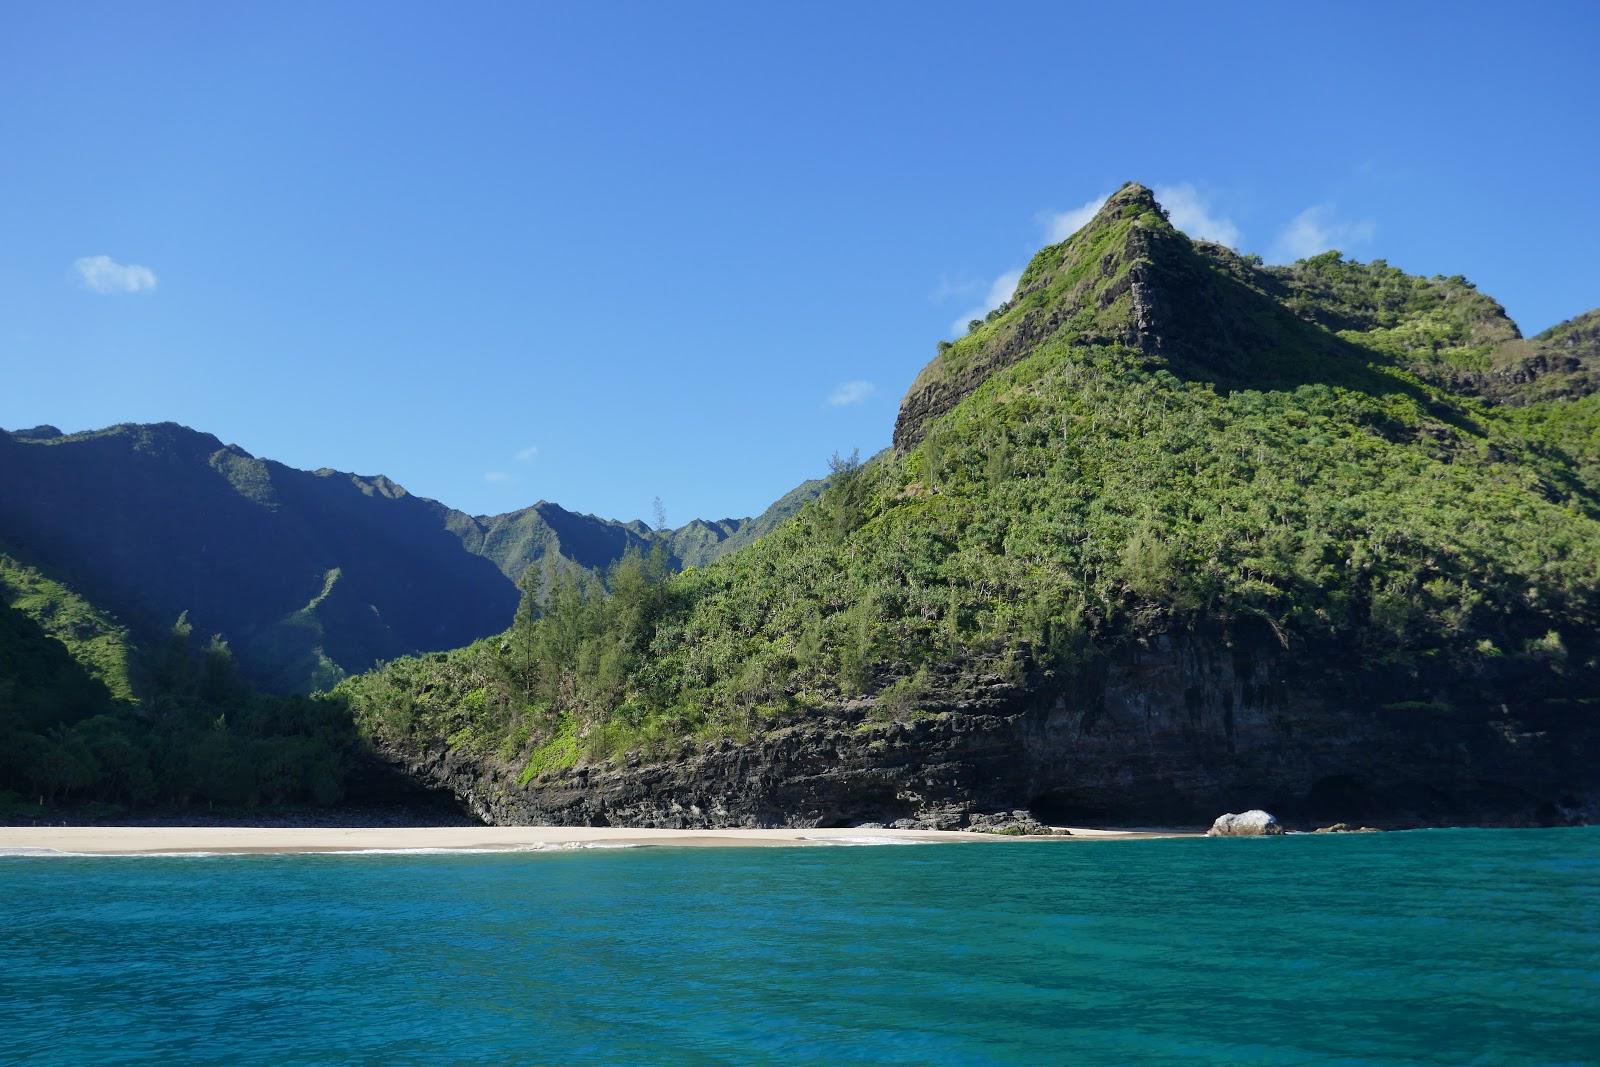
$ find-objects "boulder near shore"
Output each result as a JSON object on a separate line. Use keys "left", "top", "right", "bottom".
{"left": 1207, "top": 810, "right": 1285, "bottom": 836}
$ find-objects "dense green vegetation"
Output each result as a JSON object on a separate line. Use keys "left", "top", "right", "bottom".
{"left": 1509, "top": 393, "right": 1600, "bottom": 499}
{"left": 341, "top": 185, "right": 1600, "bottom": 787}
{"left": 0, "top": 552, "right": 357, "bottom": 812}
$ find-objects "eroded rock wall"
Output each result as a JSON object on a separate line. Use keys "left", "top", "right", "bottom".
{"left": 368, "top": 629, "right": 1600, "bottom": 830}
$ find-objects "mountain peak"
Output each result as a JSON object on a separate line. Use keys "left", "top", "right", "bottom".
{"left": 892, "top": 181, "right": 1191, "bottom": 449}
{"left": 1101, "top": 180, "right": 1162, "bottom": 216}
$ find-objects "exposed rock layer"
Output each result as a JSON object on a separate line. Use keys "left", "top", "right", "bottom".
{"left": 372, "top": 628, "right": 1600, "bottom": 830}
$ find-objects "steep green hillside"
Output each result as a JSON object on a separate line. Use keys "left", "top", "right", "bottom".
{"left": 0, "top": 548, "right": 136, "bottom": 727}
{"left": 0, "top": 424, "right": 822, "bottom": 693}
{"left": 0, "top": 550, "right": 359, "bottom": 811}
{"left": 663, "top": 476, "right": 829, "bottom": 569}
{"left": 340, "top": 183, "right": 1600, "bottom": 826}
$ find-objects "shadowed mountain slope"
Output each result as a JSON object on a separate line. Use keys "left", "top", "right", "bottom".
{"left": 0, "top": 423, "right": 822, "bottom": 692}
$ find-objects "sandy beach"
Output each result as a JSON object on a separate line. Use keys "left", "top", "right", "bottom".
{"left": 0, "top": 823, "right": 1185, "bottom": 855}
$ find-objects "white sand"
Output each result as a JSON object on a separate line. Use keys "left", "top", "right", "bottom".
{"left": 0, "top": 823, "right": 1184, "bottom": 856}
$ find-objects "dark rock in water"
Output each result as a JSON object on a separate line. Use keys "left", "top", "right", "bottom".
{"left": 1314, "top": 823, "right": 1381, "bottom": 833}
{"left": 1207, "top": 810, "right": 1285, "bottom": 836}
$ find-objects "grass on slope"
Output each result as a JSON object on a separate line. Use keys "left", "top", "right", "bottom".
{"left": 0, "top": 550, "right": 137, "bottom": 711}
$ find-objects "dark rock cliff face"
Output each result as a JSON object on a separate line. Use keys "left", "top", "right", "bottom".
{"left": 371, "top": 629, "right": 1600, "bottom": 830}
{"left": 892, "top": 305, "right": 1067, "bottom": 453}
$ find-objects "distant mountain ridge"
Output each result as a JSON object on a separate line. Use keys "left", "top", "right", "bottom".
{"left": 0, "top": 422, "right": 822, "bottom": 692}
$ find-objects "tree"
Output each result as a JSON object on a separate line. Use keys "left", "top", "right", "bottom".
{"left": 199, "top": 635, "right": 243, "bottom": 706}
{"left": 153, "top": 613, "right": 196, "bottom": 697}
{"left": 824, "top": 449, "right": 866, "bottom": 539}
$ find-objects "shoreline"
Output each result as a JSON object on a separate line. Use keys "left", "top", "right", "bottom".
{"left": 0, "top": 824, "right": 1192, "bottom": 856}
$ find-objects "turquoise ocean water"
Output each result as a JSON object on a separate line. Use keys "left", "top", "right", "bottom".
{"left": 2, "top": 827, "right": 1597, "bottom": 1065}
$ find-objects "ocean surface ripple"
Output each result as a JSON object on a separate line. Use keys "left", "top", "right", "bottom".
{"left": 2, "top": 827, "right": 1597, "bottom": 1065}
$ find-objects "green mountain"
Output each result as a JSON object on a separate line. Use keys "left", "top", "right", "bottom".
{"left": 0, "top": 423, "right": 823, "bottom": 694}
{"left": 340, "top": 183, "right": 1600, "bottom": 829}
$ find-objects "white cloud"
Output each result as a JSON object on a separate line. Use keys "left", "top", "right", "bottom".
{"left": 1272, "top": 205, "right": 1377, "bottom": 262}
{"left": 1153, "top": 184, "right": 1241, "bottom": 247}
{"left": 1042, "top": 194, "right": 1112, "bottom": 242}
{"left": 75, "top": 255, "right": 158, "bottom": 294}
{"left": 951, "top": 268, "right": 1022, "bottom": 335}
{"left": 514, "top": 445, "right": 539, "bottom": 463}
{"left": 484, "top": 471, "right": 511, "bottom": 482}
{"left": 828, "top": 380, "right": 876, "bottom": 406}
{"left": 929, "top": 274, "right": 985, "bottom": 302}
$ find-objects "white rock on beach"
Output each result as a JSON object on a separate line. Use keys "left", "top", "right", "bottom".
{"left": 1206, "top": 809, "right": 1285, "bottom": 836}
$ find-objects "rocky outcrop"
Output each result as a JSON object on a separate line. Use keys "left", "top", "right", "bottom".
{"left": 1206, "top": 810, "right": 1284, "bottom": 836}
{"left": 368, "top": 626, "right": 1600, "bottom": 831}
{"left": 894, "top": 182, "right": 1169, "bottom": 452}
{"left": 1474, "top": 309, "right": 1600, "bottom": 405}
{"left": 965, "top": 810, "right": 1072, "bottom": 836}
{"left": 892, "top": 314, "right": 1055, "bottom": 452}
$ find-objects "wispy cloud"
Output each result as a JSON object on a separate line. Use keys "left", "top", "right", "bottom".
{"left": 1271, "top": 205, "right": 1376, "bottom": 262}
{"left": 951, "top": 268, "right": 1022, "bottom": 335}
{"left": 514, "top": 445, "right": 539, "bottom": 463}
{"left": 1153, "top": 184, "right": 1241, "bottom": 247}
{"left": 1042, "top": 193, "right": 1113, "bottom": 243}
{"left": 828, "top": 380, "right": 876, "bottom": 406}
{"left": 75, "top": 254, "right": 158, "bottom": 294}
{"left": 484, "top": 471, "right": 511, "bottom": 483}
{"left": 929, "top": 274, "right": 985, "bottom": 302}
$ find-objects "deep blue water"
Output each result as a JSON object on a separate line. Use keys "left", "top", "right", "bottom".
{"left": 2, "top": 828, "right": 1597, "bottom": 1065}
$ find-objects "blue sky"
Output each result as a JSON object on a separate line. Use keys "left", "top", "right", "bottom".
{"left": 3, "top": 2, "right": 1597, "bottom": 524}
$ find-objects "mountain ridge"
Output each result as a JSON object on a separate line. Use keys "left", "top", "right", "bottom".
{"left": 0, "top": 421, "right": 824, "bottom": 693}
